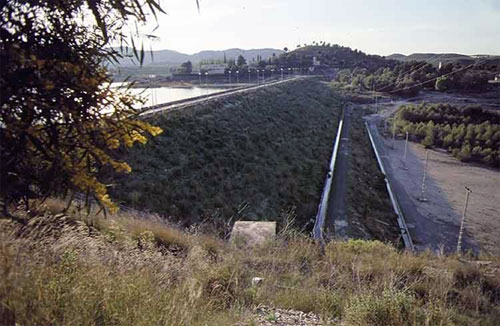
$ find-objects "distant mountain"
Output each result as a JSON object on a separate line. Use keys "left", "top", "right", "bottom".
{"left": 385, "top": 53, "right": 406, "bottom": 61}
{"left": 191, "top": 48, "right": 283, "bottom": 63}
{"left": 114, "top": 48, "right": 283, "bottom": 67}
{"left": 386, "top": 53, "right": 476, "bottom": 65}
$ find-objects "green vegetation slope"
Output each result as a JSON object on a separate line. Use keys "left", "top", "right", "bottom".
{"left": 111, "top": 79, "right": 342, "bottom": 228}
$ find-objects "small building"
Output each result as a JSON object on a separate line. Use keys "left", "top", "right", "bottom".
{"left": 488, "top": 75, "right": 500, "bottom": 84}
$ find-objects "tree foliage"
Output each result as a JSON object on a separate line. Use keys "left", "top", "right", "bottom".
{"left": 0, "top": 0, "right": 165, "bottom": 214}
{"left": 335, "top": 60, "right": 498, "bottom": 97}
{"left": 394, "top": 103, "right": 500, "bottom": 167}
{"left": 180, "top": 60, "right": 193, "bottom": 73}
{"left": 236, "top": 55, "right": 246, "bottom": 67}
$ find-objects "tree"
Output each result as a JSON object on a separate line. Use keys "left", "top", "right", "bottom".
{"left": 180, "top": 61, "right": 193, "bottom": 73}
{"left": 435, "top": 76, "right": 448, "bottom": 91}
{"left": 457, "top": 144, "right": 472, "bottom": 162}
{"left": 236, "top": 55, "right": 246, "bottom": 67}
{"left": 1, "top": 0, "right": 165, "bottom": 215}
{"left": 421, "top": 121, "right": 435, "bottom": 147}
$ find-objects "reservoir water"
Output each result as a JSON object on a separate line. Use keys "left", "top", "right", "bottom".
{"left": 111, "top": 83, "right": 227, "bottom": 107}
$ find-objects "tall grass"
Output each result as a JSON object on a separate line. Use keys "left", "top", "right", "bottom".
{"left": 1, "top": 205, "right": 499, "bottom": 325}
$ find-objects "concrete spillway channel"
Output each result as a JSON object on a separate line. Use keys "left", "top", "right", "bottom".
{"left": 313, "top": 107, "right": 414, "bottom": 251}
{"left": 313, "top": 107, "right": 346, "bottom": 241}
{"left": 325, "top": 107, "right": 352, "bottom": 239}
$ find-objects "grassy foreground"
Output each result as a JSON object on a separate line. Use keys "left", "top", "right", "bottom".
{"left": 1, "top": 202, "right": 499, "bottom": 325}
{"left": 111, "top": 79, "right": 342, "bottom": 229}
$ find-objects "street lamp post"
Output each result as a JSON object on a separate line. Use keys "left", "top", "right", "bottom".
{"left": 271, "top": 69, "right": 274, "bottom": 79}
{"left": 457, "top": 187, "right": 472, "bottom": 253}
{"left": 419, "top": 150, "right": 430, "bottom": 202}
{"left": 403, "top": 131, "right": 409, "bottom": 167}
{"left": 248, "top": 69, "right": 251, "bottom": 83}
{"left": 198, "top": 72, "right": 202, "bottom": 86}
{"left": 149, "top": 74, "right": 158, "bottom": 105}
{"left": 392, "top": 119, "right": 397, "bottom": 149}
{"left": 236, "top": 70, "right": 239, "bottom": 84}
{"left": 228, "top": 70, "right": 232, "bottom": 85}
{"left": 288, "top": 67, "right": 291, "bottom": 77}
{"left": 256, "top": 69, "right": 260, "bottom": 84}
{"left": 205, "top": 72, "right": 208, "bottom": 85}
{"left": 280, "top": 68, "right": 283, "bottom": 80}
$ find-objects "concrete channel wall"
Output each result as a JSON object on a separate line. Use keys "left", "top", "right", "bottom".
{"left": 313, "top": 108, "right": 345, "bottom": 241}
{"left": 364, "top": 121, "right": 415, "bottom": 251}
{"left": 139, "top": 76, "right": 302, "bottom": 116}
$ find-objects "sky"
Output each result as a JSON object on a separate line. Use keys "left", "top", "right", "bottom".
{"left": 143, "top": 0, "right": 500, "bottom": 56}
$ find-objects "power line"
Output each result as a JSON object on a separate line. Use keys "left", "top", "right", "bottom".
{"left": 385, "top": 57, "right": 492, "bottom": 94}
{"left": 375, "top": 53, "right": 451, "bottom": 93}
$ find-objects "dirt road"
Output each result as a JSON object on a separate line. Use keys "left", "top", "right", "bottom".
{"left": 371, "top": 100, "right": 499, "bottom": 255}
{"left": 388, "top": 141, "right": 500, "bottom": 255}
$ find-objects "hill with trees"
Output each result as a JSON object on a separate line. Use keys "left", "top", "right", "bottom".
{"left": 334, "top": 59, "right": 500, "bottom": 97}
{"left": 277, "top": 44, "right": 395, "bottom": 71}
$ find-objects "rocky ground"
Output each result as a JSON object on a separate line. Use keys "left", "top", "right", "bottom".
{"left": 250, "top": 306, "right": 335, "bottom": 326}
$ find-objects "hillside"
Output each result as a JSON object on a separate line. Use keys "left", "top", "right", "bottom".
{"left": 110, "top": 79, "right": 342, "bottom": 230}
{"left": 282, "top": 45, "right": 395, "bottom": 71}
{"left": 1, "top": 204, "right": 499, "bottom": 325}
{"left": 386, "top": 53, "right": 478, "bottom": 65}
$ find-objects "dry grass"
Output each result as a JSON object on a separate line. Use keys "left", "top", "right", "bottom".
{"left": 1, "top": 200, "right": 499, "bottom": 325}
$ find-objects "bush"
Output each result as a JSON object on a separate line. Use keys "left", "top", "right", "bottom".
{"left": 344, "top": 289, "right": 415, "bottom": 326}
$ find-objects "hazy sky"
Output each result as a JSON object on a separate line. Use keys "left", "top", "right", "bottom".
{"left": 146, "top": 0, "right": 500, "bottom": 56}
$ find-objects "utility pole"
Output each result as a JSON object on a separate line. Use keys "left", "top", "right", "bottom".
{"left": 392, "top": 120, "right": 396, "bottom": 149}
{"left": 457, "top": 187, "right": 472, "bottom": 253}
{"left": 403, "top": 131, "right": 409, "bottom": 168}
{"left": 419, "top": 150, "right": 430, "bottom": 202}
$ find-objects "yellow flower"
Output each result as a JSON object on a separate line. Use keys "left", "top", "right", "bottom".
{"left": 149, "top": 126, "right": 163, "bottom": 137}
{"left": 107, "top": 138, "right": 120, "bottom": 149}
